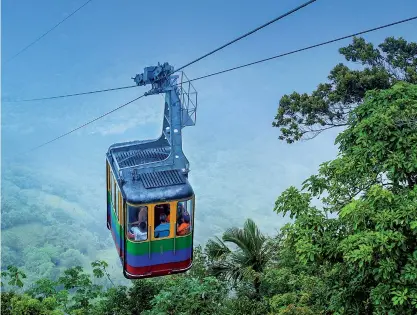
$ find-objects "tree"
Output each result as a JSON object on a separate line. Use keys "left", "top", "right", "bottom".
{"left": 302, "top": 81, "right": 417, "bottom": 211}
{"left": 1, "top": 266, "right": 26, "bottom": 290}
{"left": 273, "top": 36, "right": 417, "bottom": 143}
{"left": 185, "top": 245, "right": 210, "bottom": 280}
{"left": 142, "top": 276, "right": 226, "bottom": 315}
{"left": 205, "top": 218, "right": 273, "bottom": 298}
{"left": 89, "top": 286, "right": 130, "bottom": 315}
{"left": 8, "top": 294, "right": 64, "bottom": 315}
{"left": 91, "top": 260, "right": 114, "bottom": 287}
{"left": 273, "top": 82, "right": 417, "bottom": 314}
{"left": 126, "top": 278, "right": 162, "bottom": 315}
{"left": 57, "top": 265, "right": 102, "bottom": 313}
{"left": 221, "top": 295, "right": 270, "bottom": 315}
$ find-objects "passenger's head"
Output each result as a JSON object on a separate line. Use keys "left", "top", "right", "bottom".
{"left": 159, "top": 213, "right": 167, "bottom": 223}
{"left": 139, "top": 221, "right": 147, "bottom": 232}
{"left": 177, "top": 204, "right": 185, "bottom": 215}
{"left": 137, "top": 206, "right": 147, "bottom": 218}
{"left": 183, "top": 214, "right": 190, "bottom": 223}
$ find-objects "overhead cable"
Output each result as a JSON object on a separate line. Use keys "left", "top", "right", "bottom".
{"left": 26, "top": 94, "right": 145, "bottom": 153}
{"left": 183, "top": 16, "right": 417, "bottom": 83}
{"left": 4, "top": 85, "right": 137, "bottom": 103}
{"left": 172, "top": 0, "right": 317, "bottom": 74}
{"left": 6, "top": 16, "right": 416, "bottom": 103}
{"left": 4, "top": 0, "right": 316, "bottom": 102}
{"left": 17, "top": 15, "right": 417, "bottom": 154}
{"left": 3, "top": 0, "right": 94, "bottom": 65}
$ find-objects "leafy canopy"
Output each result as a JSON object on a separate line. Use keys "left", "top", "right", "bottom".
{"left": 274, "top": 82, "right": 417, "bottom": 314}
{"left": 273, "top": 36, "right": 417, "bottom": 143}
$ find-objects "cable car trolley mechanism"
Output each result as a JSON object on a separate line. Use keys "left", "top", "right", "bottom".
{"left": 106, "top": 62, "right": 197, "bottom": 279}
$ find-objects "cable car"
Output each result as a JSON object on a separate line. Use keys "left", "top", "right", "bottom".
{"left": 106, "top": 63, "right": 198, "bottom": 279}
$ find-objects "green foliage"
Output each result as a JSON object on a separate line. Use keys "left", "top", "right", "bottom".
{"left": 271, "top": 304, "right": 314, "bottom": 315}
{"left": 58, "top": 266, "right": 102, "bottom": 312}
{"left": 336, "top": 82, "right": 417, "bottom": 189}
{"left": 1, "top": 220, "right": 273, "bottom": 315}
{"left": 273, "top": 36, "right": 417, "bottom": 143}
{"left": 60, "top": 249, "right": 85, "bottom": 268}
{"left": 1, "top": 199, "right": 48, "bottom": 230}
{"left": 26, "top": 278, "right": 58, "bottom": 299}
{"left": 91, "top": 260, "right": 115, "bottom": 287}
{"left": 126, "top": 278, "right": 162, "bottom": 314}
{"left": 143, "top": 276, "right": 226, "bottom": 315}
{"left": 221, "top": 295, "right": 269, "bottom": 315}
{"left": 273, "top": 82, "right": 417, "bottom": 313}
{"left": 22, "top": 245, "right": 62, "bottom": 281}
{"left": 9, "top": 294, "right": 63, "bottom": 315}
{"left": 1, "top": 292, "right": 16, "bottom": 315}
{"left": 260, "top": 266, "right": 328, "bottom": 314}
{"left": 1, "top": 165, "right": 117, "bottom": 289}
{"left": 1, "top": 266, "right": 27, "bottom": 289}
{"left": 186, "top": 245, "right": 210, "bottom": 280}
{"left": 89, "top": 286, "right": 130, "bottom": 315}
{"left": 297, "top": 82, "right": 417, "bottom": 213}
{"left": 205, "top": 218, "right": 272, "bottom": 297}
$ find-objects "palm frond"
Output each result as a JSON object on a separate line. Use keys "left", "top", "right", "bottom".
{"left": 205, "top": 236, "right": 231, "bottom": 260}
{"left": 208, "top": 260, "right": 244, "bottom": 284}
{"left": 223, "top": 219, "right": 266, "bottom": 261}
{"left": 222, "top": 227, "right": 251, "bottom": 255}
{"left": 240, "top": 265, "right": 258, "bottom": 282}
{"left": 206, "top": 218, "right": 273, "bottom": 285}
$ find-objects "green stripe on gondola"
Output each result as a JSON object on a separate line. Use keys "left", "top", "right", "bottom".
{"left": 108, "top": 193, "right": 193, "bottom": 256}
{"left": 127, "top": 234, "right": 192, "bottom": 255}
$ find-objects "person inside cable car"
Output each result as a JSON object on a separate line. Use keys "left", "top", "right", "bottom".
{"left": 154, "top": 205, "right": 165, "bottom": 224}
{"left": 154, "top": 213, "right": 170, "bottom": 238}
{"left": 177, "top": 203, "right": 185, "bottom": 224}
{"left": 164, "top": 206, "right": 171, "bottom": 222}
{"left": 138, "top": 206, "right": 147, "bottom": 224}
{"left": 178, "top": 203, "right": 185, "bottom": 214}
{"left": 128, "top": 221, "right": 148, "bottom": 241}
{"left": 129, "top": 206, "right": 148, "bottom": 226}
{"left": 177, "top": 213, "right": 190, "bottom": 236}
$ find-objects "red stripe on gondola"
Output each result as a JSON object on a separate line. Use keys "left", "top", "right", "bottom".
{"left": 125, "top": 259, "right": 191, "bottom": 277}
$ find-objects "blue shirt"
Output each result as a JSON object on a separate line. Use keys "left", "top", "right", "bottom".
{"left": 154, "top": 223, "right": 170, "bottom": 238}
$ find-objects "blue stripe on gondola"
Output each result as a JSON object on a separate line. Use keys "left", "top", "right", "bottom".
{"left": 111, "top": 227, "right": 124, "bottom": 254}
{"left": 126, "top": 247, "right": 192, "bottom": 267}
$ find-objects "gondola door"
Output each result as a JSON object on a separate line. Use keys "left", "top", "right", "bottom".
{"left": 149, "top": 201, "right": 176, "bottom": 275}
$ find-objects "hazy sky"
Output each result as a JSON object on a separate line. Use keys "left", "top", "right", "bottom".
{"left": 2, "top": 0, "right": 417, "bottom": 244}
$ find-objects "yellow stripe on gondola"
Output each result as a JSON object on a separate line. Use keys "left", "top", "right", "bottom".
{"left": 118, "top": 190, "right": 123, "bottom": 226}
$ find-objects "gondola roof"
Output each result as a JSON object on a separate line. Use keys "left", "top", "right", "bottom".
{"left": 107, "top": 144, "right": 194, "bottom": 204}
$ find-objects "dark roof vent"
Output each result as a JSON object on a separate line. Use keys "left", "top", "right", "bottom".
{"left": 140, "top": 170, "right": 186, "bottom": 189}
{"left": 116, "top": 147, "right": 169, "bottom": 168}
